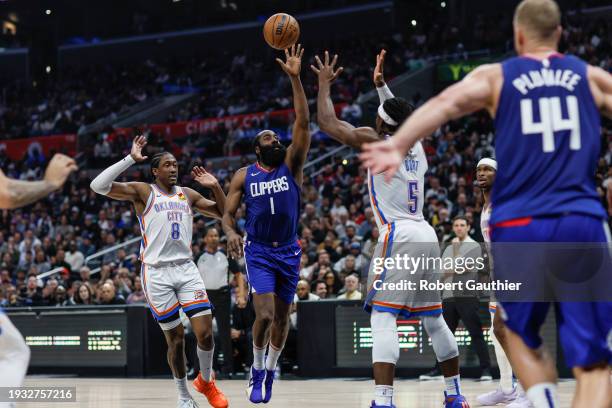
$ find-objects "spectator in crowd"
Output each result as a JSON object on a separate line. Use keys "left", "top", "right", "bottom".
{"left": 312, "top": 280, "right": 328, "bottom": 299}
{"left": 337, "top": 273, "right": 363, "bottom": 300}
{"left": 74, "top": 283, "right": 94, "bottom": 305}
{"left": 127, "top": 279, "right": 146, "bottom": 304}
{"left": 98, "top": 282, "right": 126, "bottom": 305}
{"left": 65, "top": 241, "right": 85, "bottom": 272}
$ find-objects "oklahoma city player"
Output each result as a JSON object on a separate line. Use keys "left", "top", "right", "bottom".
{"left": 475, "top": 158, "right": 531, "bottom": 408}
{"left": 91, "top": 136, "right": 228, "bottom": 408}
{"left": 222, "top": 44, "right": 310, "bottom": 404}
{"left": 0, "top": 154, "right": 77, "bottom": 408}
{"left": 361, "top": 0, "right": 612, "bottom": 406}
{"left": 313, "top": 49, "right": 469, "bottom": 408}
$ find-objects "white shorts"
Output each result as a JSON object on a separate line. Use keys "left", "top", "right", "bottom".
{"left": 141, "top": 260, "right": 211, "bottom": 330}
{"left": 0, "top": 312, "right": 30, "bottom": 391}
{"left": 365, "top": 219, "right": 443, "bottom": 318}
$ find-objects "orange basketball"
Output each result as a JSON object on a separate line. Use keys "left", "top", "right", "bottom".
{"left": 263, "top": 13, "right": 300, "bottom": 50}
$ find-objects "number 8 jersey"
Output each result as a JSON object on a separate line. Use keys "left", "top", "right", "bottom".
{"left": 138, "top": 184, "right": 194, "bottom": 265}
{"left": 492, "top": 54, "right": 606, "bottom": 225}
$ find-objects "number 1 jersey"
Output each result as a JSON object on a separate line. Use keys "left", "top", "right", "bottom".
{"left": 492, "top": 54, "right": 606, "bottom": 224}
{"left": 138, "top": 184, "right": 193, "bottom": 265}
{"left": 244, "top": 162, "right": 300, "bottom": 245}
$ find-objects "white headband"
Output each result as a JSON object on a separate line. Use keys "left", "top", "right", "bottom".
{"left": 377, "top": 104, "right": 398, "bottom": 126}
{"left": 477, "top": 157, "right": 497, "bottom": 170}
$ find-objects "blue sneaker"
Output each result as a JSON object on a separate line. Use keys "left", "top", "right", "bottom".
{"left": 370, "top": 400, "right": 396, "bottom": 408}
{"left": 262, "top": 369, "right": 275, "bottom": 403}
{"left": 444, "top": 392, "right": 470, "bottom": 408}
{"left": 247, "top": 366, "right": 266, "bottom": 403}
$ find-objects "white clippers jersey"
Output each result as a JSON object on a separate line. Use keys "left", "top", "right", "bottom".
{"left": 138, "top": 184, "right": 193, "bottom": 266}
{"left": 367, "top": 141, "right": 427, "bottom": 228}
{"left": 480, "top": 203, "right": 492, "bottom": 243}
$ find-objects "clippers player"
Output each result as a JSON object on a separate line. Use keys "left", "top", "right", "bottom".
{"left": 475, "top": 158, "right": 531, "bottom": 408}
{"left": 0, "top": 154, "right": 77, "bottom": 408}
{"left": 91, "top": 136, "right": 228, "bottom": 408}
{"left": 313, "top": 50, "right": 469, "bottom": 408}
{"left": 361, "top": 0, "right": 612, "bottom": 406}
{"left": 222, "top": 44, "right": 310, "bottom": 404}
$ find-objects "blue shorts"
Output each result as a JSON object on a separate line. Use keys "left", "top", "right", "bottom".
{"left": 244, "top": 239, "right": 301, "bottom": 304}
{"left": 491, "top": 214, "right": 612, "bottom": 368}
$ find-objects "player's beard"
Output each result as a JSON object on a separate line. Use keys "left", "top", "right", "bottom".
{"left": 259, "top": 143, "right": 287, "bottom": 167}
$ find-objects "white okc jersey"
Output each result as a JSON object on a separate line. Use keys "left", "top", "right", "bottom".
{"left": 138, "top": 184, "right": 193, "bottom": 265}
{"left": 480, "top": 203, "right": 492, "bottom": 243}
{"left": 368, "top": 141, "right": 427, "bottom": 228}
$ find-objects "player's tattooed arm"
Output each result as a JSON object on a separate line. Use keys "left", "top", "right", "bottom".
{"left": 185, "top": 166, "right": 226, "bottom": 219}
{"left": 277, "top": 44, "right": 310, "bottom": 182}
{"left": 0, "top": 154, "right": 77, "bottom": 209}
{"left": 588, "top": 65, "right": 612, "bottom": 119}
{"left": 91, "top": 135, "right": 151, "bottom": 205}
{"left": 312, "top": 51, "right": 379, "bottom": 150}
{"left": 222, "top": 167, "right": 246, "bottom": 259}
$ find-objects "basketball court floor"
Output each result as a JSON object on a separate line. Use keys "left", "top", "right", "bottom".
{"left": 21, "top": 376, "right": 577, "bottom": 407}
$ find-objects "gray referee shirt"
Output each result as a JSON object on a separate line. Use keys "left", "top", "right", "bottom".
{"left": 197, "top": 249, "right": 229, "bottom": 290}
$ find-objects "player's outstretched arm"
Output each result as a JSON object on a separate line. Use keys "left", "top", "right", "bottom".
{"left": 90, "top": 135, "right": 151, "bottom": 203}
{"left": 360, "top": 63, "right": 501, "bottom": 179}
{"left": 588, "top": 65, "right": 612, "bottom": 119}
{"left": 185, "top": 166, "right": 226, "bottom": 219}
{"left": 222, "top": 167, "right": 246, "bottom": 259}
{"left": 373, "top": 49, "right": 395, "bottom": 103}
{"left": 312, "top": 51, "right": 379, "bottom": 150}
{"left": 0, "top": 154, "right": 77, "bottom": 209}
{"left": 277, "top": 44, "right": 310, "bottom": 182}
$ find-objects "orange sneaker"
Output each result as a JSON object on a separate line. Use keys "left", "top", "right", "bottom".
{"left": 193, "top": 373, "right": 229, "bottom": 408}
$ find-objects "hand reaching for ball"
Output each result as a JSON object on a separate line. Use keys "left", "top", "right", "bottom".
{"left": 276, "top": 43, "right": 304, "bottom": 77}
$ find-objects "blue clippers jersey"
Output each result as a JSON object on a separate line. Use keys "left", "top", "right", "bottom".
{"left": 244, "top": 162, "right": 300, "bottom": 244}
{"left": 491, "top": 54, "right": 606, "bottom": 224}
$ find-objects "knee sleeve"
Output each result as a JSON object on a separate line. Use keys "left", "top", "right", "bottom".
{"left": 422, "top": 314, "right": 459, "bottom": 362}
{"left": 371, "top": 310, "right": 399, "bottom": 364}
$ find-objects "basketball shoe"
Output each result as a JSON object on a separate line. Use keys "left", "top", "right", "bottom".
{"left": 247, "top": 366, "right": 266, "bottom": 403}
{"left": 262, "top": 369, "right": 276, "bottom": 403}
{"left": 444, "top": 392, "right": 470, "bottom": 408}
{"left": 192, "top": 372, "right": 228, "bottom": 408}
{"left": 476, "top": 386, "right": 519, "bottom": 405}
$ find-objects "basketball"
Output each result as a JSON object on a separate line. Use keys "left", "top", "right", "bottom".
{"left": 263, "top": 13, "right": 300, "bottom": 50}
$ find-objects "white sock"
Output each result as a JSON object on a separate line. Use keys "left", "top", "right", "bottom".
{"left": 526, "top": 383, "right": 558, "bottom": 408}
{"left": 197, "top": 345, "right": 214, "bottom": 382}
{"left": 444, "top": 374, "right": 461, "bottom": 395}
{"left": 253, "top": 342, "right": 267, "bottom": 370}
{"left": 490, "top": 315, "right": 513, "bottom": 393}
{"left": 265, "top": 343, "right": 283, "bottom": 371}
{"left": 174, "top": 376, "right": 192, "bottom": 400}
{"left": 374, "top": 385, "right": 393, "bottom": 406}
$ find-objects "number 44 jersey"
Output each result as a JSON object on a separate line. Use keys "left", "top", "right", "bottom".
{"left": 138, "top": 184, "right": 194, "bottom": 265}
{"left": 492, "top": 54, "right": 606, "bottom": 224}
{"left": 244, "top": 162, "right": 300, "bottom": 245}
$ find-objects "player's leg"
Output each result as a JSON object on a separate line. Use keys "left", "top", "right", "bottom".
{"left": 555, "top": 302, "right": 612, "bottom": 408}
{"left": 261, "top": 242, "right": 302, "bottom": 403}
{"left": 0, "top": 312, "right": 30, "bottom": 405}
{"left": 177, "top": 261, "right": 227, "bottom": 408}
{"left": 142, "top": 264, "right": 196, "bottom": 405}
{"left": 248, "top": 292, "right": 275, "bottom": 403}
{"left": 371, "top": 309, "right": 399, "bottom": 408}
{"left": 421, "top": 313, "right": 461, "bottom": 397}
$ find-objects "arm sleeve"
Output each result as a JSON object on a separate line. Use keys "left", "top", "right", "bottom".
{"left": 376, "top": 84, "right": 395, "bottom": 104}
{"left": 90, "top": 155, "right": 136, "bottom": 195}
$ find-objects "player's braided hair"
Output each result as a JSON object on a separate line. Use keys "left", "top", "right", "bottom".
{"left": 150, "top": 151, "right": 172, "bottom": 179}
{"left": 382, "top": 97, "right": 415, "bottom": 130}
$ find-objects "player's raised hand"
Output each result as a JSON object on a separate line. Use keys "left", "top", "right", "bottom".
{"left": 227, "top": 232, "right": 244, "bottom": 259}
{"left": 373, "top": 49, "right": 386, "bottom": 87}
{"left": 310, "top": 50, "right": 344, "bottom": 84}
{"left": 359, "top": 138, "right": 403, "bottom": 181}
{"left": 191, "top": 166, "right": 218, "bottom": 188}
{"left": 44, "top": 154, "right": 78, "bottom": 189}
{"left": 276, "top": 43, "right": 304, "bottom": 77}
{"left": 130, "top": 135, "right": 148, "bottom": 162}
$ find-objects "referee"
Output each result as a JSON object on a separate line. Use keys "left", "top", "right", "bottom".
{"left": 197, "top": 227, "right": 245, "bottom": 377}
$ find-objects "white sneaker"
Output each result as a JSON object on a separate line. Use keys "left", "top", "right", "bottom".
{"left": 178, "top": 398, "right": 200, "bottom": 408}
{"left": 506, "top": 392, "right": 534, "bottom": 408}
{"left": 476, "top": 387, "right": 518, "bottom": 405}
